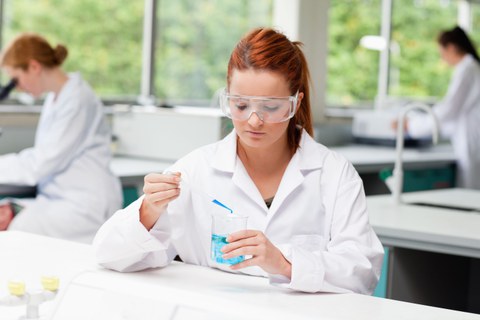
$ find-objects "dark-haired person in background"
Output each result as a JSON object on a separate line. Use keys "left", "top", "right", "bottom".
{"left": 406, "top": 26, "right": 480, "bottom": 189}
{"left": 0, "top": 33, "right": 122, "bottom": 242}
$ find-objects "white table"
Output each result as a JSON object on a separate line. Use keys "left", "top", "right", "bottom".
{"left": 0, "top": 143, "right": 455, "bottom": 196}
{"left": 112, "top": 144, "right": 456, "bottom": 183}
{"left": 369, "top": 188, "right": 480, "bottom": 258}
{"left": 332, "top": 144, "right": 455, "bottom": 173}
{"left": 368, "top": 189, "right": 480, "bottom": 312}
{"left": 0, "top": 157, "right": 173, "bottom": 196}
{"left": 1, "top": 231, "right": 478, "bottom": 320}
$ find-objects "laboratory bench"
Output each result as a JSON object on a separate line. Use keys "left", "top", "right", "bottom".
{"left": 1, "top": 231, "right": 479, "bottom": 320}
{"left": 368, "top": 188, "right": 480, "bottom": 313}
{"left": 0, "top": 156, "right": 173, "bottom": 206}
{"left": 331, "top": 143, "right": 455, "bottom": 174}
{"left": 109, "top": 143, "right": 457, "bottom": 204}
{"left": 331, "top": 143, "right": 457, "bottom": 195}
{"left": 111, "top": 143, "right": 456, "bottom": 183}
{"left": 0, "top": 141, "right": 456, "bottom": 200}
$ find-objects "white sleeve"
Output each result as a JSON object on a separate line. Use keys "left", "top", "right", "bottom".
{"left": 93, "top": 196, "right": 177, "bottom": 272}
{"left": 0, "top": 98, "right": 94, "bottom": 185}
{"left": 408, "top": 68, "right": 473, "bottom": 139}
{"left": 270, "top": 167, "right": 384, "bottom": 294}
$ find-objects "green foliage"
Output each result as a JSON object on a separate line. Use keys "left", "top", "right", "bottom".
{"left": 327, "top": 0, "right": 381, "bottom": 106}
{"left": 4, "top": 0, "right": 475, "bottom": 107}
{"left": 155, "top": 0, "right": 273, "bottom": 101}
{"left": 3, "top": 0, "right": 144, "bottom": 97}
{"left": 471, "top": 5, "right": 480, "bottom": 60}
{"left": 389, "top": 0, "right": 456, "bottom": 98}
{"left": 327, "top": 0, "right": 467, "bottom": 107}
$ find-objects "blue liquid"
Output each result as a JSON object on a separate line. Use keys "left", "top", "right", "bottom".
{"left": 211, "top": 234, "right": 244, "bottom": 265}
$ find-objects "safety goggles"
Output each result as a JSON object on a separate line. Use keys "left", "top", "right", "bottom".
{"left": 219, "top": 88, "right": 298, "bottom": 123}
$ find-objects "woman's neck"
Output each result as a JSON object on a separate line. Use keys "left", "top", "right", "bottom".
{"left": 41, "top": 68, "right": 69, "bottom": 97}
{"left": 452, "top": 52, "right": 467, "bottom": 66}
{"left": 237, "top": 135, "right": 292, "bottom": 176}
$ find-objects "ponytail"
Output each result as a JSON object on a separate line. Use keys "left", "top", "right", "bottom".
{"left": 438, "top": 26, "right": 480, "bottom": 64}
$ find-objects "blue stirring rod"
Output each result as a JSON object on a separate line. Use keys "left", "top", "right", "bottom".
{"left": 181, "top": 179, "right": 233, "bottom": 213}
{"left": 212, "top": 199, "right": 233, "bottom": 213}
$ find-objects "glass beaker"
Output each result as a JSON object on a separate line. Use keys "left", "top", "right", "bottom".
{"left": 211, "top": 213, "right": 248, "bottom": 265}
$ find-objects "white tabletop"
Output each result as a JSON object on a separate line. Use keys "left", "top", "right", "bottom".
{"left": 0, "top": 143, "right": 456, "bottom": 195}
{"left": 0, "top": 231, "right": 478, "bottom": 320}
{"left": 368, "top": 189, "right": 480, "bottom": 258}
{"left": 332, "top": 144, "right": 455, "bottom": 173}
{"left": 108, "top": 143, "right": 456, "bottom": 186}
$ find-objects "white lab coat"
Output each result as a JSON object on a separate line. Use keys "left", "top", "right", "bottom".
{"left": 0, "top": 73, "right": 122, "bottom": 243}
{"left": 94, "top": 130, "right": 384, "bottom": 294}
{"left": 409, "top": 54, "right": 480, "bottom": 189}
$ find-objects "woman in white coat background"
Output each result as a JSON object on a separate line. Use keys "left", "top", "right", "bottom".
{"left": 0, "top": 33, "right": 122, "bottom": 243}
{"left": 407, "top": 26, "right": 480, "bottom": 189}
{"left": 94, "top": 28, "right": 384, "bottom": 294}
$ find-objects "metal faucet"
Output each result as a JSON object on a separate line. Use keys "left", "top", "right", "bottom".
{"left": 392, "top": 102, "right": 439, "bottom": 204}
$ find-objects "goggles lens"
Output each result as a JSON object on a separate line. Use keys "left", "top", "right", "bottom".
{"left": 219, "top": 89, "right": 298, "bottom": 123}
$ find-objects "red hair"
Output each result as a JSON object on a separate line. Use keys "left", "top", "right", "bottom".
{"left": 1, "top": 33, "right": 68, "bottom": 70}
{"left": 227, "top": 27, "right": 313, "bottom": 154}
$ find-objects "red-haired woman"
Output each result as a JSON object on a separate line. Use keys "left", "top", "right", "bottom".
{"left": 94, "top": 28, "right": 384, "bottom": 294}
{"left": 0, "top": 33, "right": 122, "bottom": 243}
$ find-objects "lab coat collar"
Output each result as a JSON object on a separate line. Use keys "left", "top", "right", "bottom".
{"left": 49, "top": 72, "right": 82, "bottom": 107}
{"left": 455, "top": 54, "right": 475, "bottom": 75}
{"left": 212, "top": 128, "right": 326, "bottom": 215}
{"left": 267, "top": 131, "right": 326, "bottom": 216}
{"left": 211, "top": 129, "right": 238, "bottom": 173}
{"left": 211, "top": 129, "right": 325, "bottom": 173}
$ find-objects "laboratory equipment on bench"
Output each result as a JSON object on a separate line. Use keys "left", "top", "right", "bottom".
{"left": 211, "top": 213, "right": 248, "bottom": 265}
{"left": 112, "top": 105, "right": 232, "bottom": 161}
{"left": 0, "top": 78, "right": 17, "bottom": 100}
{"left": 0, "top": 276, "right": 59, "bottom": 319}
{"left": 352, "top": 108, "right": 432, "bottom": 147}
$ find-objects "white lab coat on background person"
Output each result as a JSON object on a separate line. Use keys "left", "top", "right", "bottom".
{"left": 408, "top": 54, "right": 480, "bottom": 189}
{"left": 94, "top": 130, "right": 384, "bottom": 294}
{"left": 0, "top": 72, "right": 122, "bottom": 243}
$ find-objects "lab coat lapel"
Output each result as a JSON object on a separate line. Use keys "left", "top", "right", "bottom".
{"left": 267, "top": 132, "right": 325, "bottom": 223}
{"left": 211, "top": 130, "right": 325, "bottom": 215}
{"left": 232, "top": 160, "right": 267, "bottom": 211}
{"left": 266, "top": 154, "right": 304, "bottom": 219}
{"left": 211, "top": 130, "right": 270, "bottom": 211}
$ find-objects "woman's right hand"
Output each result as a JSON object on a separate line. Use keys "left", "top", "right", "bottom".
{"left": 0, "top": 204, "right": 14, "bottom": 231}
{"left": 139, "top": 171, "right": 181, "bottom": 230}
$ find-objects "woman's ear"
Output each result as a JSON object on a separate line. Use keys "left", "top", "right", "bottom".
{"left": 295, "top": 92, "right": 304, "bottom": 112}
{"left": 27, "top": 59, "right": 42, "bottom": 74}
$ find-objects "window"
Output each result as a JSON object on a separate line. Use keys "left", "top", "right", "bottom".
{"left": 2, "top": 0, "right": 144, "bottom": 100}
{"left": 154, "top": 0, "right": 273, "bottom": 105}
{"left": 470, "top": 1, "right": 480, "bottom": 50}
{"left": 389, "top": 0, "right": 457, "bottom": 100}
{"left": 327, "top": 0, "right": 382, "bottom": 108}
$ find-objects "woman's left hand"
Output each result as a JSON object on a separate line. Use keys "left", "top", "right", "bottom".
{"left": 221, "top": 230, "right": 291, "bottom": 278}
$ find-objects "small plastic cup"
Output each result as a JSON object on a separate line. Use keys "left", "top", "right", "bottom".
{"left": 211, "top": 213, "right": 248, "bottom": 265}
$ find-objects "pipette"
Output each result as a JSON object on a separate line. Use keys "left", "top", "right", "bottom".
{"left": 182, "top": 179, "right": 233, "bottom": 213}
{"left": 164, "top": 171, "right": 233, "bottom": 213}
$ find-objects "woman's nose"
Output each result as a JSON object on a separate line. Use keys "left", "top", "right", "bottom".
{"left": 247, "top": 111, "right": 264, "bottom": 127}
